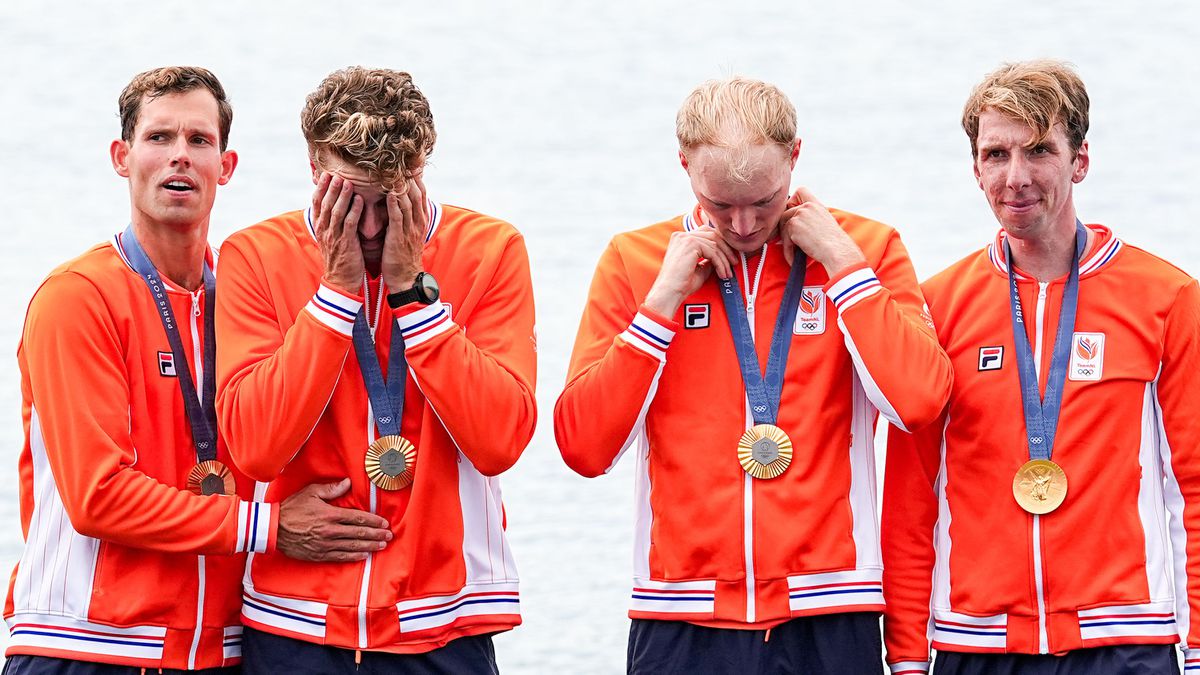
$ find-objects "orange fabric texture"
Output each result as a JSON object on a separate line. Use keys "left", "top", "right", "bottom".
{"left": 6, "top": 237, "right": 274, "bottom": 669}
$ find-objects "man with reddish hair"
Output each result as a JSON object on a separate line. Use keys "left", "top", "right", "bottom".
{"left": 882, "top": 60, "right": 1200, "bottom": 675}
{"left": 216, "top": 67, "right": 536, "bottom": 673}
{"left": 555, "top": 76, "right": 951, "bottom": 674}
{"left": 4, "top": 67, "right": 388, "bottom": 675}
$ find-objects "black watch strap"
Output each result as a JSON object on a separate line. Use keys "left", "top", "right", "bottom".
{"left": 387, "top": 272, "right": 437, "bottom": 308}
{"left": 386, "top": 287, "right": 421, "bottom": 309}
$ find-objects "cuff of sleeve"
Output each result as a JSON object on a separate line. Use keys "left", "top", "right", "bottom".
{"left": 637, "top": 304, "right": 681, "bottom": 331}
{"left": 824, "top": 264, "right": 882, "bottom": 313}
{"left": 1182, "top": 648, "right": 1200, "bottom": 671}
{"left": 264, "top": 502, "right": 279, "bottom": 553}
{"left": 393, "top": 300, "right": 454, "bottom": 348}
{"left": 236, "top": 501, "right": 274, "bottom": 554}
{"left": 620, "top": 308, "right": 678, "bottom": 361}
{"left": 888, "top": 661, "right": 930, "bottom": 675}
{"left": 304, "top": 282, "right": 364, "bottom": 336}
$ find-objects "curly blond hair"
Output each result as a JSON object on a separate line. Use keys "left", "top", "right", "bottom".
{"left": 963, "top": 59, "right": 1090, "bottom": 158}
{"left": 676, "top": 77, "right": 797, "bottom": 183}
{"left": 301, "top": 67, "right": 436, "bottom": 191}
{"left": 119, "top": 66, "right": 233, "bottom": 151}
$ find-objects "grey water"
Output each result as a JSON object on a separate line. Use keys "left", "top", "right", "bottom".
{"left": 1, "top": 1, "right": 1196, "bottom": 672}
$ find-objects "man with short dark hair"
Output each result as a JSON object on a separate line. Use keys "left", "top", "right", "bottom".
{"left": 4, "top": 66, "right": 390, "bottom": 674}
{"left": 882, "top": 59, "right": 1200, "bottom": 675}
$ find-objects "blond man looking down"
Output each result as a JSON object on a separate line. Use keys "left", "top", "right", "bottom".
{"left": 555, "top": 76, "right": 952, "bottom": 674}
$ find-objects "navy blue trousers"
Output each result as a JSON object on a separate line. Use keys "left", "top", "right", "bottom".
{"left": 628, "top": 612, "right": 884, "bottom": 674}
{"left": 1, "top": 655, "right": 237, "bottom": 674}
{"left": 933, "top": 644, "right": 1180, "bottom": 674}
{"left": 240, "top": 626, "right": 498, "bottom": 674}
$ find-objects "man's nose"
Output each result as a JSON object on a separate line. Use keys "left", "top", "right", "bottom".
{"left": 359, "top": 206, "right": 384, "bottom": 238}
{"left": 1005, "top": 154, "right": 1032, "bottom": 191}
{"left": 169, "top": 137, "right": 191, "bottom": 168}
{"left": 731, "top": 209, "right": 756, "bottom": 235}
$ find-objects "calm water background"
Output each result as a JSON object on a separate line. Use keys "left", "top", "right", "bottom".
{"left": 0, "top": 1, "right": 1196, "bottom": 671}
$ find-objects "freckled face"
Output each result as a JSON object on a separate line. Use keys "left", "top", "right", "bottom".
{"left": 973, "top": 110, "right": 1088, "bottom": 243}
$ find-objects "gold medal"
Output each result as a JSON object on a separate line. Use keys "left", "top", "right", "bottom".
{"left": 737, "top": 424, "right": 793, "bottom": 479}
{"left": 365, "top": 435, "right": 416, "bottom": 490}
{"left": 1013, "top": 459, "right": 1068, "bottom": 514}
{"left": 187, "top": 460, "right": 235, "bottom": 496}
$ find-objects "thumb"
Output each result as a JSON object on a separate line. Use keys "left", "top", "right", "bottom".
{"left": 786, "top": 188, "right": 803, "bottom": 209}
{"left": 792, "top": 185, "right": 822, "bottom": 207}
{"left": 782, "top": 234, "right": 794, "bottom": 267}
{"left": 311, "top": 477, "right": 352, "bottom": 502}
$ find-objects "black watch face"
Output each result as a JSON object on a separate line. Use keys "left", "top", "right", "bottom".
{"left": 418, "top": 273, "right": 440, "bottom": 303}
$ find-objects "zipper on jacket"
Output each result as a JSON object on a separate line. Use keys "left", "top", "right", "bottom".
{"left": 357, "top": 278, "right": 385, "bottom": 650}
{"left": 357, "top": 483, "right": 375, "bottom": 650}
{"left": 188, "top": 289, "right": 205, "bottom": 669}
{"left": 1032, "top": 281, "right": 1050, "bottom": 653}
{"left": 738, "top": 249, "right": 767, "bottom": 623}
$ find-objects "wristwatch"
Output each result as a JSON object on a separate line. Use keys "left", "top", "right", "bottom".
{"left": 387, "top": 272, "right": 440, "bottom": 308}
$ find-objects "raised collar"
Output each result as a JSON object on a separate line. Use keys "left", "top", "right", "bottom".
{"left": 987, "top": 223, "right": 1122, "bottom": 281}
{"left": 111, "top": 228, "right": 217, "bottom": 292}
{"left": 682, "top": 204, "right": 708, "bottom": 232}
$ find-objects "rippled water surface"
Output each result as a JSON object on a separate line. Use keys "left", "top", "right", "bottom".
{"left": 1, "top": 1, "right": 1196, "bottom": 671}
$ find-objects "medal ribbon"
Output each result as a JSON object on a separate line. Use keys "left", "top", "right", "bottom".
{"left": 1006, "top": 221, "right": 1086, "bottom": 461}
{"left": 351, "top": 299, "right": 407, "bottom": 438}
{"left": 120, "top": 224, "right": 217, "bottom": 462}
{"left": 718, "top": 249, "right": 807, "bottom": 425}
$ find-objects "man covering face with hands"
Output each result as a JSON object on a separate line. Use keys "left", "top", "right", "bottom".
{"left": 554, "top": 76, "right": 952, "bottom": 674}
{"left": 216, "top": 67, "right": 537, "bottom": 674}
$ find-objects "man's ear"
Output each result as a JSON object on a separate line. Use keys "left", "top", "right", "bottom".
{"left": 110, "top": 139, "right": 131, "bottom": 178}
{"left": 218, "top": 150, "right": 239, "bottom": 186}
{"left": 1072, "top": 140, "right": 1089, "bottom": 184}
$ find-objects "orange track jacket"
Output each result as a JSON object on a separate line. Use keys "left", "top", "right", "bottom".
{"left": 215, "top": 201, "right": 536, "bottom": 654}
{"left": 6, "top": 234, "right": 275, "bottom": 670}
{"left": 555, "top": 206, "right": 952, "bottom": 629}
{"left": 882, "top": 225, "right": 1200, "bottom": 674}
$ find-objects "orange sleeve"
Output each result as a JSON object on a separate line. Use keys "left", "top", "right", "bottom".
{"left": 824, "top": 230, "right": 952, "bottom": 431}
{"left": 881, "top": 411, "right": 946, "bottom": 672}
{"left": 554, "top": 240, "right": 675, "bottom": 478}
{"left": 1155, "top": 279, "right": 1200, "bottom": 660}
{"left": 23, "top": 272, "right": 275, "bottom": 555}
{"left": 388, "top": 233, "right": 537, "bottom": 476}
{"left": 215, "top": 238, "right": 362, "bottom": 482}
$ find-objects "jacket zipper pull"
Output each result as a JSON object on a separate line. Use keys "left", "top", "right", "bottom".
{"left": 192, "top": 290, "right": 202, "bottom": 318}
{"left": 355, "top": 649, "right": 362, "bottom": 669}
